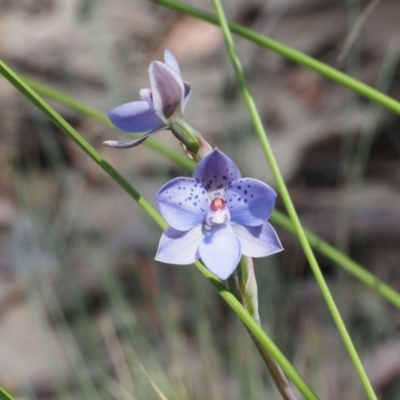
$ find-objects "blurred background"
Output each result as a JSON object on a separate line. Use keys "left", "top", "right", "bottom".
{"left": 0, "top": 0, "right": 400, "bottom": 398}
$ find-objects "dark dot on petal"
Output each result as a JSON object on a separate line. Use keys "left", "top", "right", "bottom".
{"left": 222, "top": 176, "right": 227, "bottom": 180}
{"left": 193, "top": 202, "right": 197, "bottom": 206}
{"left": 251, "top": 195, "right": 254, "bottom": 198}
{"left": 244, "top": 190, "right": 248, "bottom": 194}
{"left": 244, "top": 199, "right": 247, "bottom": 203}
{"left": 179, "top": 202, "right": 182, "bottom": 205}
{"left": 238, "top": 186, "right": 241, "bottom": 189}
{"left": 202, "top": 190, "right": 205, "bottom": 194}
{"left": 248, "top": 185, "right": 251, "bottom": 188}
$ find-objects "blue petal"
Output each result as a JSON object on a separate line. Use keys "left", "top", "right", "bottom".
{"left": 157, "top": 177, "right": 209, "bottom": 231}
{"left": 199, "top": 224, "right": 241, "bottom": 280}
{"left": 155, "top": 226, "right": 202, "bottom": 265}
{"left": 183, "top": 82, "right": 191, "bottom": 109}
{"left": 232, "top": 222, "right": 283, "bottom": 258}
{"left": 139, "top": 88, "right": 152, "bottom": 102}
{"left": 163, "top": 49, "right": 181, "bottom": 74}
{"left": 149, "top": 61, "right": 184, "bottom": 120}
{"left": 227, "top": 179, "right": 277, "bottom": 226}
{"left": 108, "top": 101, "right": 165, "bottom": 133}
{"left": 193, "top": 149, "right": 241, "bottom": 196}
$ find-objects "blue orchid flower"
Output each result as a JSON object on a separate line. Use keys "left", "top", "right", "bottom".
{"left": 155, "top": 149, "right": 283, "bottom": 280}
{"left": 104, "top": 50, "right": 191, "bottom": 148}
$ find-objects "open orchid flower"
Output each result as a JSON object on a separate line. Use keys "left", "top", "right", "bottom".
{"left": 104, "top": 50, "right": 191, "bottom": 148}
{"left": 155, "top": 149, "right": 283, "bottom": 280}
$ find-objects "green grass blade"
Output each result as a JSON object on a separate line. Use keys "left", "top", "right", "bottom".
{"left": 0, "top": 387, "right": 15, "bottom": 400}
{"left": 153, "top": 0, "right": 400, "bottom": 116}
{"left": 209, "top": 0, "right": 377, "bottom": 398}
{"left": 194, "top": 261, "right": 318, "bottom": 399}
{"left": 20, "top": 75, "right": 400, "bottom": 311}
{"left": 271, "top": 211, "right": 400, "bottom": 309}
{"left": 0, "top": 58, "right": 318, "bottom": 400}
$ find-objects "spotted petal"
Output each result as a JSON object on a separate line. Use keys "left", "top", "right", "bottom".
{"left": 108, "top": 101, "right": 165, "bottom": 133}
{"left": 149, "top": 61, "right": 184, "bottom": 121}
{"left": 193, "top": 149, "right": 241, "bottom": 196}
{"left": 157, "top": 177, "right": 209, "bottom": 231}
{"left": 199, "top": 224, "right": 241, "bottom": 280}
{"left": 155, "top": 226, "right": 202, "bottom": 265}
{"left": 232, "top": 222, "right": 283, "bottom": 258}
{"left": 227, "top": 179, "right": 277, "bottom": 226}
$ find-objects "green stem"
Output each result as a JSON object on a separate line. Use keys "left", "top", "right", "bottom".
{"left": 0, "top": 387, "right": 15, "bottom": 400}
{"left": 231, "top": 263, "right": 298, "bottom": 400}
{"left": 153, "top": 0, "right": 400, "bottom": 117}
{"left": 271, "top": 211, "right": 400, "bottom": 310}
{"left": 209, "top": 0, "right": 377, "bottom": 398}
{"left": 21, "top": 76, "right": 400, "bottom": 310}
{"left": 0, "top": 58, "right": 317, "bottom": 400}
{"left": 170, "top": 118, "right": 200, "bottom": 153}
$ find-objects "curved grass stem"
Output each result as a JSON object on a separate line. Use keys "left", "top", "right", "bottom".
{"left": 229, "top": 264, "right": 298, "bottom": 400}
{"left": 209, "top": 0, "right": 377, "bottom": 398}
{"left": 153, "top": 0, "right": 400, "bottom": 117}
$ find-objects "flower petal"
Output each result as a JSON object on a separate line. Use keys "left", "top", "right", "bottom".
{"left": 163, "top": 49, "right": 180, "bottom": 74}
{"left": 103, "top": 129, "right": 159, "bottom": 148}
{"left": 232, "top": 222, "right": 283, "bottom": 258}
{"left": 183, "top": 82, "right": 191, "bottom": 109}
{"left": 108, "top": 101, "right": 165, "bottom": 133}
{"left": 157, "top": 177, "right": 209, "bottom": 231}
{"left": 139, "top": 88, "right": 152, "bottom": 102}
{"left": 155, "top": 226, "right": 202, "bottom": 265}
{"left": 149, "top": 61, "right": 184, "bottom": 121}
{"left": 193, "top": 149, "right": 241, "bottom": 196}
{"left": 227, "top": 179, "right": 277, "bottom": 226}
{"left": 199, "top": 224, "right": 241, "bottom": 280}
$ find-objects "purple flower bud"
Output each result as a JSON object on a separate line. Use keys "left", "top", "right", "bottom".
{"left": 155, "top": 149, "right": 283, "bottom": 280}
{"left": 104, "top": 50, "right": 191, "bottom": 149}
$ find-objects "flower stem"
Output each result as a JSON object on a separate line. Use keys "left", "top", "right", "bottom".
{"left": 170, "top": 119, "right": 201, "bottom": 154}
{"left": 229, "top": 261, "right": 298, "bottom": 400}
{"left": 210, "top": 0, "right": 377, "bottom": 398}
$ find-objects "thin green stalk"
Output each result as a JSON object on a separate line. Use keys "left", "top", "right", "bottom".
{"left": 270, "top": 211, "right": 400, "bottom": 309}
{"left": 0, "top": 388, "right": 15, "bottom": 400}
{"left": 195, "top": 262, "right": 317, "bottom": 399}
{"left": 228, "top": 268, "right": 298, "bottom": 400}
{"left": 153, "top": 0, "right": 400, "bottom": 117}
{"left": 209, "top": 0, "right": 377, "bottom": 398}
{"left": 0, "top": 59, "right": 317, "bottom": 400}
{"left": 21, "top": 75, "right": 400, "bottom": 310}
